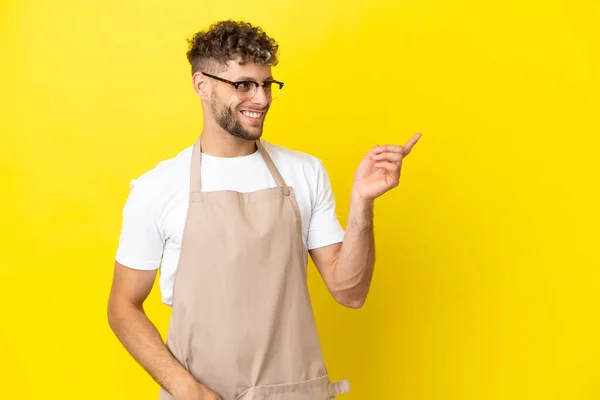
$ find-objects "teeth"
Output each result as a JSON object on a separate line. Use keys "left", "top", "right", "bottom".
{"left": 242, "top": 111, "right": 262, "bottom": 119}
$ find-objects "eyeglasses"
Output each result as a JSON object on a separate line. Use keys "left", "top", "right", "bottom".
{"left": 201, "top": 72, "right": 284, "bottom": 101}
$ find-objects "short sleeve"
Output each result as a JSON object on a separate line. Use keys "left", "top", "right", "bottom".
{"left": 306, "top": 161, "right": 345, "bottom": 250}
{"left": 115, "top": 179, "right": 165, "bottom": 270}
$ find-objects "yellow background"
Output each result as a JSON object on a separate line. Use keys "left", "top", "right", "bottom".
{"left": 1, "top": 0, "right": 599, "bottom": 398}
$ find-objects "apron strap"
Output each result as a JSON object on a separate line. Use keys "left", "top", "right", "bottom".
{"left": 256, "top": 140, "right": 288, "bottom": 188}
{"left": 190, "top": 137, "right": 288, "bottom": 193}
{"left": 190, "top": 137, "right": 202, "bottom": 193}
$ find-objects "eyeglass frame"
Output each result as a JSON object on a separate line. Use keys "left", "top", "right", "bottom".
{"left": 200, "top": 72, "right": 285, "bottom": 100}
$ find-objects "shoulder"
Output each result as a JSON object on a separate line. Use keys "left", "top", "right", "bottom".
{"left": 260, "top": 140, "right": 325, "bottom": 175}
{"left": 125, "top": 145, "right": 192, "bottom": 204}
{"left": 260, "top": 140, "right": 334, "bottom": 208}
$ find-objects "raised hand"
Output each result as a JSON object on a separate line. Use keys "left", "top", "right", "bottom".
{"left": 353, "top": 133, "right": 422, "bottom": 201}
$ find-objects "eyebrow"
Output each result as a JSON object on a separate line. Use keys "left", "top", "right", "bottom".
{"left": 235, "top": 76, "right": 275, "bottom": 82}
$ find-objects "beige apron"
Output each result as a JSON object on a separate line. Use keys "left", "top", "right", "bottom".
{"left": 159, "top": 138, "right": 350, "bottom": 400}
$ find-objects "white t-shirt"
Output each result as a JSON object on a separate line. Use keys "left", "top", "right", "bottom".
{"left": 115, "top": 139, "right": 345, "bottom": 305}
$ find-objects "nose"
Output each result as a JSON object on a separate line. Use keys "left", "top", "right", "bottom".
{"left": 250, "top": 85, "right": 270, "bottom": 106}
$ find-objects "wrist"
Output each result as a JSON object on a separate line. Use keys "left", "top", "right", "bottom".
{"left": 349, "top": 188, "right": 374, "bottom": 231}
{"left": 171, "top": 373, "right": 201, "bottom": 399}
{"left": 350, "top": 187, "right": 374, "bottom": 209}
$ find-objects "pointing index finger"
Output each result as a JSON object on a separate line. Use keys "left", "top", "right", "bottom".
{"left": 402, "top": 133, "right": 422, "bottom": 156}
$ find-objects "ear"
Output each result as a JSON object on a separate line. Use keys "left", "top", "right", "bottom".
{"left": 192, "top": 72, "right": 209, "bottom": 99}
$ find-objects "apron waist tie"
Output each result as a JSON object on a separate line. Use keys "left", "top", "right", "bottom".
{"left": 328, "top": 379, "right": 350, "bottom": 396}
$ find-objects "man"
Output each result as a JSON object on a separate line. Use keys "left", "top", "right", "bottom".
{"left": 108, "top": 20, "right": 421, "bottom": 400}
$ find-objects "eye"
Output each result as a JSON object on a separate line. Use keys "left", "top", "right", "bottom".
{"left": 236, "top": 81, "right": 255, "bottom": 92}
{"left": 263, "top": 82, "right": 274, "bottom": 92}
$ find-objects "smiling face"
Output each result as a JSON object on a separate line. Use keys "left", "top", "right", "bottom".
{"left": 206, "top": 61, "right": 273, "bottom": 141}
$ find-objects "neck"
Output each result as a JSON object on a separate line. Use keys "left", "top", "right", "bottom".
{"left": 199, "top": 125, "right": 258, "bottom": 158}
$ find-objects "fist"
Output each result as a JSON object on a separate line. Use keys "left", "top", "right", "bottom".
{"left": 174, "top": 381, "right": 221, "bottom": 400}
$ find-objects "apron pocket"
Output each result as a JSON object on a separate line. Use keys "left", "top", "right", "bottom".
{"left": 237, "top": 375, "right": 350, "bottom": 400}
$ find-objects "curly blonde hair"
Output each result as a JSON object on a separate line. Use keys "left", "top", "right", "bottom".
{"left": 186, "top": 20, "right": 279, "bottom": 74}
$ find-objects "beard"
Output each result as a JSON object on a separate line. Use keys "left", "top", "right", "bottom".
{"left": 211, "top": 94, "right": 266, "bottom": 141}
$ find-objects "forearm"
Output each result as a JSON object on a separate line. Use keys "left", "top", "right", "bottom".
{"left": 331, "top": 190, "right": 375, "bottom": 308}
{"left": 107, "top": 301, "right": 196, "bottom": 397}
